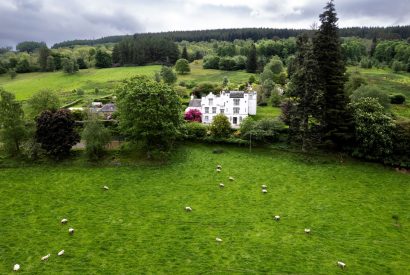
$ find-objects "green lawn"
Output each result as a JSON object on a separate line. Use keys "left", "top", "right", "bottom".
{"left": 1, "top": 144, "right": 409, "bottom": 274}
{"left": 254, "top": 106, "right": 282, "bottom": 120}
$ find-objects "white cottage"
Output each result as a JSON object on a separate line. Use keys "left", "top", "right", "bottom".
{"left": 186, "top": 90, "right": 257, "bottom": 128}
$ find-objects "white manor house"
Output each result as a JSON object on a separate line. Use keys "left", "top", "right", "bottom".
{"left": 186, "top": 90, "right": 257, "bottom": 127}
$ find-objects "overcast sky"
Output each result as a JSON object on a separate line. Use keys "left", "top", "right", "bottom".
{"left": 1, "top": 0, "right": 409, "bottom": 47}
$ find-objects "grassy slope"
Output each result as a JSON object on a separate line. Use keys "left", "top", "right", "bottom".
{"left": 0, "top": 144, "right": 409, "bottom": 274}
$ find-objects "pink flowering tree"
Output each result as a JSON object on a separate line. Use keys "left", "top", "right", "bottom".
{"left": 184, "top": 109, "right": 202, "bottom": 122}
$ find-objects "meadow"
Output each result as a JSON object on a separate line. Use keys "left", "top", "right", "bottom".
{"left": 0, "top": 144, "right": 409, "bottom": 274}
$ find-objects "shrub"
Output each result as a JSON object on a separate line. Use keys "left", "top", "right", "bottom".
{"left": 350, "top": 85, "right": 390, "bottom": 110}
{"left": 82, "top": 118, "right": 111, "bottom": 160}
{"left": 175, "top": 58, "right": 190, "bottom": 74}
{"left": 184, "top": 109, "right": 202, "bottom": 122}
{"left": 240, "top": 117, "right": 284, "bottom": 143}
{"left": 385, "top": 120, "right": 410, "bottom": 167}
{"left": 360, "top": 57, "right": 372, "bottom": 68}
{"left": 392, "top": 60, "right": 405, "bottom": 73}
{"left": 203, "top": 55, "right": 220, "bottom": 69}
{"left": 209, "top": 114, "right": 231, "bottom": 138}
{"left": 390, "top": 94, "right": 406, "bottom": 104}
{"left": 218, "top": 57, "right": 236, "bottom": 71}
{"left": 160, "top": 66, "right": 177, "bottom": 85}
{"left": 184, "top": 122, "right": 207, "bottom": 139}
{"left": 192, "top": 82, "right": 216, "bottom": 97}
{"left": 345, "top": 73, "right": 367, "bottom": 95}
{"left": 27, "top": 90, "right": 60, "bottom": 118}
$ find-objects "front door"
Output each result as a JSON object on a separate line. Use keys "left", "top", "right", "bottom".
{"left": 233, "top": 117, "right": 238, "bottom": 125}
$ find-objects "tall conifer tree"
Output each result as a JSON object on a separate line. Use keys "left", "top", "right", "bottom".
{"left": 246, "top": 43, "right": 258, "bottom": 73}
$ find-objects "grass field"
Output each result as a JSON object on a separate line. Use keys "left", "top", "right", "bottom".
{"left": 1, "top": 144, "right": 409, "bottom": 274}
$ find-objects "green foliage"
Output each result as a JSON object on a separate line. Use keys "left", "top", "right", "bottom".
{"left": 38, "top": 46, "right": 51, "bottom": 71}
{"left": 385, "top": 120, "right": 410, "bottom": 167}
{"left": 116, "top": 76, "right": 182, "bottom": 158}
{"left": 175, "top": 59, "right": 190, "bottom": 74}
{"left": 209, "top": 114, "right": 231, "bottom": 138}
{"left": 77, "top": 58, "right": 88, "bottom": 69}
{"left": 160, "top": 66, "right": 177, "bottom": 85}
{"left": 35, "top": 109, "right": 80, "bottom": 159}
{"left": 0, "top": 89, "right": 27, "bottom": 156}
{"left": 46, "top": 56, "right": 56, "bottom": 71}
{"left": 266, "top": 56, "right": 284, "bottom": 75}
{"left": 350, "top": 85, "right": 390, "bottom": 110}
{"left": 192, "top": 82, "right": 217, "bottom": 97}
{"left": 341, "top": 38, "right": 367, "bottom": 64}
{"left": 248, "top": 75, "right": 256, "bottom": 84}
{"left": 15, "top": 59, "right": 31, "bottom": 73}
{"left": 360, "top": 57, "right": 373, "bottom": 69}
{"left": 9, "top": 69, "right": 17, "bottom": 79}
{"left": 183, "top": 122, "right": 207, "bottom": 139}
{"left": 0, "top": 61, "right": 7, "bottom": 75}
{"left": 246, "top": 44, "right": 258, "bottom": 73}
{"left": 240, "top": 117, "right": 283, "bottom": 143}
{"left": 27, "top": 90, "right": 61, "bottom": 118}
{"left": 349, "top": 97, "right": 395, "bottom": 160}
{"left": 62, "top": 58, "right": 79, "bottom": 74}
{"left": 82, "top": 117, "right": 111, "bottom": 160}
{"left": 203, "top": 55, "right": 220, "bottom": 69}
{"left": 218, "top": 57, "right": 237, "bottom": 71}
{"left": 181, "top": 46, "right": 189, "bottom": 60}
{"left": 95, "top": 50, "right": 112, "bottom": 68}
{"left": 345, "top": 72, "right": 367, "bottom": 95}
{"left": 390, "top": 94, "right": 406, "bottom": 104}
{"left": 392, "top": 60, "right": 406, "bottom": 73}
{"left": 16, "top": 41, "right": 46, "bottom": 53}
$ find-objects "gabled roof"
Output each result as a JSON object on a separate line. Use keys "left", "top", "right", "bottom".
{"left": 229, "top": 91, "right": 244, "bottom": 98}
{"left": 100, "top": 103, "right": 116, "bottom": 112}
{"left": 188, "top": 99, "right": 202, "bottom": 107}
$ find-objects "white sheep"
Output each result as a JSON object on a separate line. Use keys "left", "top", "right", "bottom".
{"left": 262, "top": 189, "right": 267, "bottom": 194}
{"left": 185, "top": 206, "right": 192, "bottom": 212}
{"left": 274, "top": 215, "right": 280, "bottom": 221}
{"left": 261, "top": 185, "right": 267, "bottom": 189}
{"left": 57, "top": 250, "right": 65, "bottom": 256}
{"left": 13, "top": 264, "right": 20, "bottom": 271}
{"left": 41, "top": 254, "right": 50, "bottom": 261}
{"left": 103, "top": 185, "right": 109, "bottom": 190}
{"left": 69, "top": 228, "right": 74, "bottom": 235}
{"left": 229, "top": 176, "right": 234, "bottom": 181}
{"left": 216, "top": 168, "right": 221, "bottom": 173}
{"left": 61, "top": 218, "right": 68, "bottom": 224}
{"left": 216, "top": 165, "right": 222, "bottom": 169}
{"left": 215, "top": 237, "right": 223, "bottom": 242}
{"left": 337, "top": 261, "right": 346, "bottom": 269}
{"left": 304, "top": 228, "right": 311, "bottom": 234}
{"left": 219, "top": 183, "right": 224, "bottom": 188}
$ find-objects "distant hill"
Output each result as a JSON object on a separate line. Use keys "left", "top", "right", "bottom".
{"left": 52, "top": 26, "right": 410, "bottom": 48}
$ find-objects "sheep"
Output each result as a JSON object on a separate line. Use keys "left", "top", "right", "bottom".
{"left": 219, "top": 183, "right": 224, "bottom": 188}
{"left": 274, "top": 215, "right": 280, "bottom": 221}
{"left": 41, "top": 254, "right": 50, "bottom": 261}
{"left": 103, "top": 186, "right": 109, "bottom": 190}
{"left": 216, "top": 165, "right": 222, "bottom": 169}
{"left": 61, "top": 218, "right": 68, "bottom": 224}
{"left": 337, "top": 261, "right": 346, "bottom": 269}
{"left": 262, "top": 189, "right": 268, "bottom": 194}
{"left": 261, "top": 185, "right": 267, "bottom": 189}
{"left": 304, "top": 228, "right": 311, "bottom": 234}
{"left": 215, "top": 237, "right": 223, "bottom": 242}
{"left": 185, "top": 206, "right": 192, "bottom": 212}
{"left": 57, "top": 250, "right": 65, "bottom": 256}
{"left": 69, "top": 228, "right": 75, "bottom": 235}
{"left": 13, "top": 264, "right": 20, "bottom": 271}
{"left": 216, "top": 168, "right": 221, "bottom": 173}
{"left": 229, "top": 176, "right": 234, "bottom": 181}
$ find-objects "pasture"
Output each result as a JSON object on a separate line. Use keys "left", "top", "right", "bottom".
{"left": 0, "top": 144, "right": 409, "bottom": 274}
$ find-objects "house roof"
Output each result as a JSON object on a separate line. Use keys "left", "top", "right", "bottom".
{"left": 100, "top": 103, "right": 116, "bottom": 112}
{"left": 188, "top": 99, "right": 202, "bottom": 107}
{"left": 229, "top": 91, "right": 244, "bottom": 98}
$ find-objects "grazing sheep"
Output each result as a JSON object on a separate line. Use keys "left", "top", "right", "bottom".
{"left": 215, "top": 237, "right": 223, "bottom": 242}
{"left": 216, "top": 165, "right": 222, "bottom": 169}
{"left": 69, "top": 228, "right": 74, "bottom": 235}
{"left": 261, "top": 185, "right": 267, "bottom": 189}
{"left": 337, "top": 261, "right": 346, "bottom": 269}
{"left": 274, "top": 215, "right": 280, "bottom": 221}
{"left": 57, "top": 250, "right": 65, "bottom": 256}
{"left": 61, "top": 218, "right": 68, "bottom": 224}
{"left": 219, "top": 183, "right": 224, "bottom": 188}
{"left": 304, "top": 228, "right": 311, "bottom": 234}
{"left": 185, "top": 206, "right": 192, "bottom": 212}
{"left": 103, "top": 185, "right": 109, "bottom": 190}
{"left": 41, "top": 254, "right": 50, "bottom": 261}
{"left": 216, "top": 168, "right": 221, "bottom": 173}
{"left": 262, "top": 189, "right": 268, "bottom": 194}
{"left": 229, "top": 176, "right": 234, "bottom": 181}
{"left": 13, "top": 264, "right": 20, "bottom": 271}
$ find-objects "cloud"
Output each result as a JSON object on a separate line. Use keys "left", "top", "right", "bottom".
{"left": 0, "top": 0, "right": 409, "bottom": 47}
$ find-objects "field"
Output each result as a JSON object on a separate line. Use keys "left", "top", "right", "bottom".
{"left": 1, "top": 144, "right": 409, "bottom": 274}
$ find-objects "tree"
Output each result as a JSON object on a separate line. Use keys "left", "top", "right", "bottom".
{"left": 46, "top": 56, "right": 56, "bottom": 71}
{"left": 350, "top": 85, "right": 390, "bottom": 110}
{"left": 313, "top": 0, "right": 353, "bottom": 147}
{"left": 0, "top": 89, "right": 27, "bottom": 155}
{"left": 95, "top": 50, "right": 112, "bottom": 68}
{"left": 116, "top": 76, "right": 182, "bottom": 158}
{"left": 160, "top": 66, "right": 177, "bottom": 84}
{"left": 210, "top": 114, "right": 231, "bottom": 138}
{"left": 27, "top": 90, "right": 61, "bottom": 118}
{"left": 222, "top": 76, "right": 229, "bottom": 87}
{"left": 35, "top": 109, "right": 80, "bottom": 159}
{"left": 82, "top": 117, "right": 111, "bottom": 160}
{"left": 62, "top": 58, "right": 79, "bottom": 74}
{"left": 16, "top": 59, "right": 31, "bottom": 73}
{"left": 16, "top": 41, "right": 46, "bottom": 53}
{"left": 184, "top": 109, "right": 202, "bottom": 122}
{"left": 76, "top": 58, "right": 87, "bottom": 69}
{"left": 181, "top": 46, "right": 189, "bottom": 60}
{"left": 246, "top": 43, "right": 257, "bottom": 73}
{"left": 287, "top": 34, "right": 323, "bottom": 151}
{"left": 345, "top": 72, "right": 367, "bottom": 95}
{"left": 38, "top": 46, "right": 50, "bottom": 71}
{"left": 349, "top": 98, "right": 395, "bottom": 160}
{"left": 175, "top": 59, "right": 190, "bottom": 74}
{"left": 370, "top": 37, "right": 377, "bottom": 57}
{"left": 112, "top": 44, "right": 120, "bottom": 65}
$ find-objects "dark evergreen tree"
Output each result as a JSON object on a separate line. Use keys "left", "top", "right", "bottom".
{"left": 288, "top": 34, "right": 323, "bottom": 151}
{"left": 246, "top": 43, "right": 257, "bottom": 73}
{"left": 38, "top": 46, "right": 50, "bottom": 71}
{"left": 112, "top": 44, "right": 120, "bottom": 65}
{"left": 95, "top": 50, "right": 112, "bottom": 68}
{"left": 181, "top": 46, "right": 189, "bottom": 60}
{"left": 370, "top": 37, "right": 377, "bottom": 57}
{"left": 313, "top": 0, "right": 353, "bottom": 147}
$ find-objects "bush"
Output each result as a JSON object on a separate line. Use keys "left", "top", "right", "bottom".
{"left": 218, "top": 57, "right": 236, "bottom": 71}
{"left": 62, "top": 58, "right": 79, "bottom": 74}
{"left": 345, "top": 73, "right": 367, "bottom": 95}
{"left": 184, "top": 122, "right": 207, "bottom": 139}
{"left": 385, "top": 120, "right": 410, "bottom": 167}
{"left": 350, "top": 85, "right": 390, "bottom": 110}
{"left": 360, "top": 57, "right": 372, "bottom": 69}
{"left": 390, "top": 94, "right": 406, "bottom": 104}
{"left": 184, "top": 109, "right": 202, "bottom": 122}
{"left": 175, "top": 59, "right": 190, "bottom": 74}
{"left": 209, "top": 114, "right": 231, "bottom": 138}
{"left": 392, "top": 60, "right": 405, "bottom": 73}
{"left": 240, "top": 117, "right": 284, "bottom": 143}
{"left": 82, "top": 118, "right": 111, "bottom": 160}
{"left": 203, "top": 55, "right": 220, "bottom": 69}
{"left": 192, "top": 82, "right": 217, "bottom": 97}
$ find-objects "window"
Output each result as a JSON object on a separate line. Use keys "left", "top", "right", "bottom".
{"left": 239, "top": 117, "right": 243, "bottom": 123}
{"left": 204, "top": 116, "right": 209, "bottom": 122}
{"left": 205, "top": 107, "right": 209, "bottom": 114}
{"left": 220, "top": 109, "right": 224, "bottom": 114}
{"left": 233, "top": 107, "right": 240, "bottom": 114}
{"left": 212, "top": 107, "right": 216, "bottom": 114}
{"left": 208, "top": 98, "right": 213, "bottom": 106}
{"left": 249, "top": 94, "right": 253, "bottom": 100}
{"left": 233, "top": 99, "right": 240, "bottom": 106}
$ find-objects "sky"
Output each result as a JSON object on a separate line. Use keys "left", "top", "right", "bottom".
{"left": 1, "top": 0, "right": 409, "bottom": 47}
